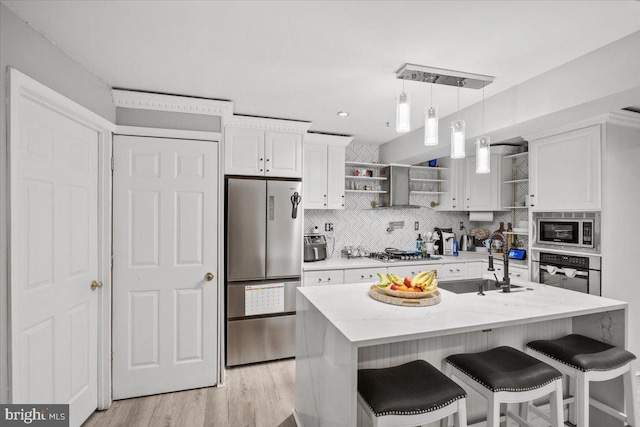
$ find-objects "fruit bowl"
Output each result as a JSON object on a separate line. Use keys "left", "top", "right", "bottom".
{"left": 382, "top": 288, "right": 439, "bottom": 299}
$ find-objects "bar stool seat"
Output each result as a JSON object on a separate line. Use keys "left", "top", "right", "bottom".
{"left": 527, "top": 334, "right": 638, "bottom": 427}
{"left": 358, "top": 360, "right": 468, "bottom": 427}
{"left": 445, "top": 346, "right": 564, "bottom": 427}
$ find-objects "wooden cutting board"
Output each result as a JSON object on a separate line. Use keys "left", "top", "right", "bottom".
{"left": 369, "top": 285, "right": 441, "bottom": 307}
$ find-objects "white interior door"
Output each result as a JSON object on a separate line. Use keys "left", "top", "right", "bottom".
{"left": 112, "top": 135, "right": 218, "bottom": 399}
{"left": 10, "top": 86, "right": 99, "bottom": 426}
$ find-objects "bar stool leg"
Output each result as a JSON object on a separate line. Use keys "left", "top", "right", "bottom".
{"left": 568, "top": 374, "right": 577, "bottom": 425}
{"left": 487, "top": 394, "right": 500, "bottom": 427}
{"left": 576, "top": 372, "right": 589, "bottom": 427}
{"left": 454, "top": 398, "right": 467, "bottom": 427}
{"left": 518, "top": 401, "right": 529, "bottom": 422}
{"left": 623, "top": 364, "right": 639, "bottom": 427}
{"left": 550, "top": 379, "right": 564, "bottom": 427}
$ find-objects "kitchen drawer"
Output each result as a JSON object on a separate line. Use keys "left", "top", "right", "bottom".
{"left": 303, "top": 269, "right": 343, "bottom": 286}
{"left": 388, "top": 263, "right": 439, "bottom": 279}
{"left": 440, "top": 263, "right": 464, "bottom": 281}
{"left": 344, "top": 267, "right": 385, "bottom": 284}
{"left": 509, "top": 266, "right": 529, "bottom": 280}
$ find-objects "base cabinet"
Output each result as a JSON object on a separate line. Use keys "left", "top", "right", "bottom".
{"left": 303, "top": 269, "right": 344, "bottom": 286}
{"left": 464, "top": 262, "right": 485, "bottom": 279}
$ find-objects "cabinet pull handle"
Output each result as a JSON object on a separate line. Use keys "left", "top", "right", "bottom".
{"left": 318, "top": 278, "right": 322, "bottom": 282}
{"left": 267, "top": 170, "right": 270, "bottom": 172}
{"left": 369, "top": 274, "right": 373, "bottom": 278}
{"left": 260, "top": 158, "right": 263, "bottom": 161}
{"left": 327, "top": 277, "right": 331, "bottom": 281}
{"left": 361, "top": 275, "right": 365, "bottom": 278}
{"left": 260, "top": 169, "right": 263, "bottom": 172}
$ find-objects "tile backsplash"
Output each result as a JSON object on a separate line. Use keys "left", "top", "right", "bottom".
{"left": 304, "top": 142, "right": 524, "bottom": 257}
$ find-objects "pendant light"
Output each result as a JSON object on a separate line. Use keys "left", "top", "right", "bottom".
{"left": 424, "top": 76, "right": 438, "bottom": 146}
{"left": 450, "top": 80, "right": 465, "bottom": 159}
{"left": 396, "top": 80, "right": 410, "bottom": 133}
{"left": 476, "top": 86, "right": 490, "bottom": 173}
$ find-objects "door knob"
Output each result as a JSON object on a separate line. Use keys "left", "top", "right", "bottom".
{"left": 90, "top": 280, "right": 103, "bottom": 291}
{"left": 205, "top": 272, "right": 214, "bottom": 282}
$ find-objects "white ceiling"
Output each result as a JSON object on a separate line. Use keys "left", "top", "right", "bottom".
{"left": 5, "top": 1, "right": 640, "bottom": 145}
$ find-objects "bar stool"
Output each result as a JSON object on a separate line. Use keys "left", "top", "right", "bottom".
{"left": 358, "top": 360, "right": 468, "bottom": 427}
{"left": 527, "top": 334, "right": 638, "bottom": 427}
{"left": 444, "top": 346, "right": 564, "bottom": 427}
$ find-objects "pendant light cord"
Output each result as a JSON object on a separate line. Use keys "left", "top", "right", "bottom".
{"left": 456, "top": 80, "right": 460, "bottom": 122}
{"left": 430, "top": 76, "right": 433, "bottom": 107}
{"left": 482, "top": 86, "right": 485, "bottom": 134}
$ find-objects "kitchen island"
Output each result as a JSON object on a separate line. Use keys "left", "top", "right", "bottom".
{"left": 294, "top": 279, "right": 628, "bottom": 427}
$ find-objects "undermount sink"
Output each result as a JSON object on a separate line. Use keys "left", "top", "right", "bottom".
{"left": 438, "top": 279, "right": 523, "bottom": 294}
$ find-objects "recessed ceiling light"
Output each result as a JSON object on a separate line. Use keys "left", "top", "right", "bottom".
{"left": 337, "top": 111, "right": 349, "bottom": 117}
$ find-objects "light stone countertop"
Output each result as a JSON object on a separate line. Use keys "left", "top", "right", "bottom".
{"left": 303, "top": 251, "right": 526, "bottom": 271}
{"left": 296, "top": 279, "right": 626, "bottom": 347}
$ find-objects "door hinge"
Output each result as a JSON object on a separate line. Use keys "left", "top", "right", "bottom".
{"left": 111, "top": 157, "right": 114, "bottom": 171}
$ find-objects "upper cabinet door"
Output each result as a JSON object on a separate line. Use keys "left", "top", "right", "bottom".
{"left": 265, "top": 131, "right": 302, "bottom": 178}
{"left": 225, "top": 128, "right": 265, "bottom": 176}
{"left": 303, "top": 144, "right": 328, "bottom": 209}
{"left": 530, "top": 125, "right": 601, "bottom": 211}
{"left": 326, "top": 144, "right": 346, "bottom": 209}
{"left": 465, "top": 155, "right": 499, "bottom": 210}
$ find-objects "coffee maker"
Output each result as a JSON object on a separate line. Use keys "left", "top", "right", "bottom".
{"left": 434, "top": 227, "right": 454, "bottom": 255}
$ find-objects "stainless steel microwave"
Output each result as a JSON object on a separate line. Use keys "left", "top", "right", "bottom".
{"left": 536, "top": 218, "right": 595, "bottom": 249}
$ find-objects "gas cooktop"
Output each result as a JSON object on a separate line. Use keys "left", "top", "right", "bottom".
{"left": 368, "top": 250, "right": 443, "bottom": 263}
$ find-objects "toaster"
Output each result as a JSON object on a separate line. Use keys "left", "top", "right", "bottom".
{"left": 304, "top": 234, "right": 327, "bottom": 262}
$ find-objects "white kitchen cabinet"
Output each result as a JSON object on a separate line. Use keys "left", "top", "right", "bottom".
{"left": 464, "top": 262, "right": 485, "bottom": 279}
{"left": 225, "top": 129, "right": 302, "bottom": 177}
{"left": 464, "top": 155, "right": 501, "bottom": 211}
{"left": 224, "top": 127, "right": 265, "bottom": 176}
{"left": 303, "top": 143, "right": 328, "bottom": 209}
{"left": 344, "top": 267, "right": 385, "bottom": 284}
{"left": 440, "top": 263, "right": 464, "bottom": 281}
{"left": 433, "top": 157, "right": 464, "bottom": 211}
{"left": 265, "top": 131, "right": 303, "bottom": 177}
{"left": 303, "top": 269, "right": 344, "bottom": 286}
{"left": 224, "top": 117, "right": 310, "bottom": 177}
{"left": 509, "top": 266, "right": 528, "bottom": 280}
{"left": 388, "top": 263, "right": 442, "bottom": 279}
{"left": 303, "top": 134, "right": 352, "bottom": 210}
{"left": 529, "top": 125, "right": 601, "bottom": 211}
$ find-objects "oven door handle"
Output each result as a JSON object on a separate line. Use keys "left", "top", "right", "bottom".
{"left": 539, "top": 264, "right": 588, "bottom": 277}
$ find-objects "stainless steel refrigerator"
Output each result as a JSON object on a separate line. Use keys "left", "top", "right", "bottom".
{"left": 225, "top": 177, "right": 302, "bottom": 366}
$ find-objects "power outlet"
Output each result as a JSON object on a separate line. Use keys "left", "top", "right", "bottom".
{"left": 459, "top": 221, "right": 464, "bottom": 231}
{"left": 414, "top": 221, "right": 419, "bottom": 231}
{"left": 325, "top": 223, "right": 334, "bottom": 232}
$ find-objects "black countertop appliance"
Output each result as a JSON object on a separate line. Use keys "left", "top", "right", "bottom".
{"left": 434, "top": 227, "right": 453, "bottom": 255}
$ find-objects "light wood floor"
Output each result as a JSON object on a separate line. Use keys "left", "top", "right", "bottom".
{"left": 83, "top": 362, "right": 638, "bottom": 427}
{"left": 83, "top": 359, "right": 296, "bottom": 427}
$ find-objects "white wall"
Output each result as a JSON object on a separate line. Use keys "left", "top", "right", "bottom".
{"left": 602, "top": 122, "right": 640, "bottom": 361}
{"left": 0, "top": 3, "right": 115, "bottom": 403}
{"left": 380, "top": 30, "right": 640, "bottom": 165}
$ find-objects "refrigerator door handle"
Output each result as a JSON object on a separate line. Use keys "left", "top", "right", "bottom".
{"left": 291, "top": 192, "right": 301, "bottom": 219}
{"left": 268, "top": 196, "right": 275, "bottom": 220}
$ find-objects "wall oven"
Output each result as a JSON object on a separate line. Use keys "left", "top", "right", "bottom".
{"left": 531, "top": 250, "right": 601, "bottom": 295}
